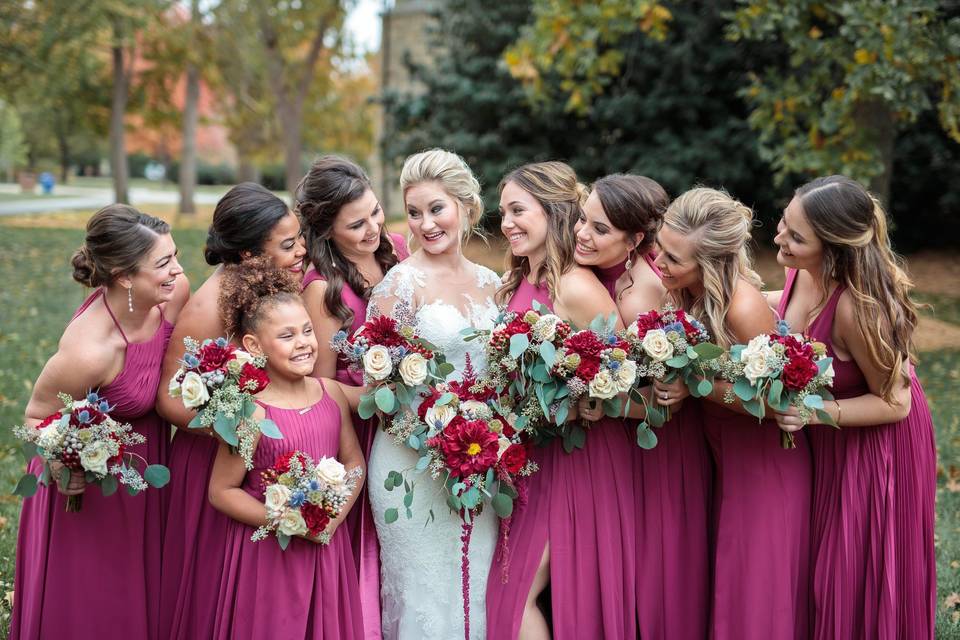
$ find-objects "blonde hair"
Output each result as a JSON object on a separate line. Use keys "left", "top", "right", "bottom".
{"left": 796, "top": 175, "right": 918, "bottom": 401}
{"left": 400, "top": 148, "right": 483, "bottom": 244}
{"left": 664, "top": 187, "right": 762, "bottom": 348}
{"left": 496, "top": 161, "right": 587, "bottom": 305}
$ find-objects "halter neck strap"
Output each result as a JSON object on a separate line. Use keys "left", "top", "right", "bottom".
{"left": 100, "top": 289, "right": 130, "bottom": 345}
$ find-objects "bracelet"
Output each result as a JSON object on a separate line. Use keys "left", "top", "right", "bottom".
{"left": 834, "top": 399, "right": 842, "bottom": 426}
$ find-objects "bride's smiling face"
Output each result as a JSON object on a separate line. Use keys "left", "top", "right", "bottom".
{"left": 405, "top": 181, "right": 463, "bottom": 255}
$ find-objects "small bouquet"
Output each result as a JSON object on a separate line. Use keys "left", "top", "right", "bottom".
{"left": 464, "top": 301, "right": 572, "bottom": 440}
{"left": 251, "top": 450, "right": 363, "bottom": 549}
{"left": 331, "top": 315, "right": 453, "bottom": 420}
{"left": 12, "top": 391, "right": 170, "bottom": 512}
{"left": 169, "top": 336, "right": 281, "bottom": 469}
{"left": 719, "top": 321, "right": 836, "bottom": 448}
{"left": 381, "top": 357, "right": 537, "bottom": 640}
{"left": 620, "top": 305, "right": 724, "bottom": 448}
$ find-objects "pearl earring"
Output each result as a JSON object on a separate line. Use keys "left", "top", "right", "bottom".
{"left": 127, "top": 287, "right": 134, "bottom": 313}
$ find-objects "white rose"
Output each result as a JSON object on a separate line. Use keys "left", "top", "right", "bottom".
{"left": 363, "top": 345, "right": 393, "bottom": 381}
{"left": 615, "top": 359, "right": 638, "bottom": 392}
{"left": 459, "top": 400, "right": 491, "bottom": 421}
{"left": 496, "top": 436, "right": 512, "bottom": 460}
{"left": 740, "top": 334, "right": 775, "bottom": 384}
{"left": 398, "top": 352, "right": 428, "bottom": 386}
{"left": 626, "top": 322, "right": 640, "bottom": 339}
{"left": 532, "top": 314, "right": 561, "bottom": 342}
{"left": 79, "top": 441, "right": 110, "bottom": 476}
{"left": 315, "top": 457, "right": 347, "bottom": 485}
{"left": 277, "top": 508, "right": 308, "bottom": 537}
{"left": 822, "top": 361, "right": 835, "bottom": 384}
{"left": 264, "top": 483, "right": 291, "bottom": 512}
{"left": 36, "top": 424, "right": 64, "bottom": 452}
{"left": 168, "top": 368, "right": 185, "bottom": 398}
{"left": 588, "top": 369, "right": 618, "bottom": 399}
{"left": 641, "top": 329, "right": 674, "bottom": 362}
{"left": 179, "top": 371, "right": 210, "bottom": 409}
{"left": 424, "top": 404, "right": 457, "bottom": 435}
{"left": 233, "top": 350, "right": 255, "bottom": 367}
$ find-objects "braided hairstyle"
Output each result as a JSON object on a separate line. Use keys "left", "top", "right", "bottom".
{"left": 218, "top": 255, "right": 303, "bottom": 339}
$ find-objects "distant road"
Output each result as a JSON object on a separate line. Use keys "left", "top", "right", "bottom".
{"left": 0, "top": 184, "right": 230, "bottom": 216}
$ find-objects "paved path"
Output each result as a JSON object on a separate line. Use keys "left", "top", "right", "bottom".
{"left": 0, "top": 183, "right": 229, "bottom": 215}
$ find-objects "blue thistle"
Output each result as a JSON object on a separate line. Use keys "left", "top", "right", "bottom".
{"left": 86, "top": 391, "right": 100, "bottom": 404}
{"left": 289, "top": 490, "right": 307, "bottom": 508}
{"left": 215, "top": 337, "right": 228, "bottom": 348}
{"left": 776, "top": 319, "right": 791, "bottom": 336}
{"left": 77, "top": 409, "right": 91, "bottom": 424}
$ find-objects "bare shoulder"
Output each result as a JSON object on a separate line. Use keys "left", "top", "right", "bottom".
{"left": 172, "top": 277, "right": 224, "bottom": 341}
{"left": 557, "top": 266, "right": 605, "bottom": 298}
{"left": 54, "top": 315, "right": 121, "bottom": 383}
{"left": 618, "top": 267, "right": 666, "bottom": 321}
{"left": 727, "top": 279, "right": 776, "bottom": 340}
{"left": 319, "top": 377, "right": 348, "bottom": 411}
{"left": 302, "top": 276, "right": 328, "bottom": 299}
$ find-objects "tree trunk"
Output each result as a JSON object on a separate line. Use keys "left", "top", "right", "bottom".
{"left": 179, "top": 61, "right": 200, "bottom": 214}
{"left": 110, "top": 41, "right": 129, "bottom": 204}
{"left": 280, "top": 102, "right": 303, "bottom": 197}
{"left": 55, "top": 122, "right": 70, "bottom": 184}
{"left": 237, "top": 154, "right": 261, "bottom": 184}
{"left": 855, "top": 98, "right": 895, "bottom": 208}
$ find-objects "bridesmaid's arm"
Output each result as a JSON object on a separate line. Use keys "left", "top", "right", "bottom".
{"left": 324, "top": 381, "right": 366, "bottom": 536}
{"left": 302, "top": 279, "right": 340, "bottom": 380}
{"left": 555, "top": 267, "right": 624, "bottom": 331}
{"left": 208, "top": 437, "right": 269, "bottom": 529}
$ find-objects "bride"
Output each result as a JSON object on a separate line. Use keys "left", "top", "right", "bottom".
{"left": 366, "top": 149, "right": 501, "bottom": 639}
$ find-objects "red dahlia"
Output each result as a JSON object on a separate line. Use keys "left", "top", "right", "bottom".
{"left": 563, "top": 330, "right": 605, "bottom": 359}
{"left": 239, "top": 362, "right": 270, "bottom": 394}
{"left": 434, "top": 418, "right": 499, "bottom": 478}
{"left": 301, "top": 501, "right": 331, "bottom": 537}
{"left": 499, "top": 443, "right": 528, "bottom": 474}
{"left": 358, "top": 316, "right": 405, "bottom": 347}
{"left": 198, "top": 341, "right": 235, "bottom": 373}
{"left": 782, "top": 355, "right": 818, "bottom": 391}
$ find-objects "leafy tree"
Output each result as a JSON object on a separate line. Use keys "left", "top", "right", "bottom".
{"left": 0, "top": 100, "right": 27, "bottom": 182}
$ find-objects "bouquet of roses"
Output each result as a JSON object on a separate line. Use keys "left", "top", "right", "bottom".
{"left": 12, "top": 391, "right": 170, "bottom": 512}
{"left": 381, "top": 356, "right": 537, "bottom": 640}
{"left": 251, "top": 450, "right": 363, "bottom": 549}
{"left": 463, "top": 301, "right": 573, "bottom": 441}
{"left": 331, "top": 315, "right": 453, "bottom": 421}
{"left": 169, "top": 336, "right": 280, "bottom": 469}
{"left": 620, "top": 305, "right": 724, "bottom": 448}
{"left": 718, "top": 321, "right": 836, "bottom": 448}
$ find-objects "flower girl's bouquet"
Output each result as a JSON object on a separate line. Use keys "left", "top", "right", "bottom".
{"left": 251, "top": 450, "right": 363, "bottom": 549}
{"left": 168, "top": 336, "right": 281, "bottom": 469}
{"left": 331, "top": 315, "right": 453, "bottom": 420}
{"left": 12, "top": 391, "right": 170, "bottom": 511}
{"left": 718, "top": 322, "right": 836, "bottom": 448}
{"left": 620, "top": 305, "right": 724, "bottom": 448}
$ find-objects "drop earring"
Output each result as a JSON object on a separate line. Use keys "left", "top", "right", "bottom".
{"left": 326, "top": 240, "right": 336, "bottom": 268}
{"left": 625, "top": 249, "right": 635, "bottom": 271}
{"left": 127, "top": 286, "right": 134, "bottom": 313}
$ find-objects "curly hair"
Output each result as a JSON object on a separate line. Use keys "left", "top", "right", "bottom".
{"left": 218, "top": 256, "right": 303, "bottom": 338}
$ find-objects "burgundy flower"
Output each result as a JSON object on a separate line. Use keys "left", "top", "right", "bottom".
{"left": 633, "top": 310, "right": 663, "bottom": 336}
{"left": 238, "top": 362, "right": 270, "bottom": 394}
{"left": 273, "top": 451, "right": 309, "bottom": 475}
{"left": 563, "top": 330, "right": 605, "bottom": 359}
{"left": 358, "top": 316, "right": 405, "bottom": 348}
{"left": 782, "top": 355, "right": 818, "bottom": 391}
{"left": 417, "top": 386, "right": 444, "bottom": 421}
{"left": 434, "top": 418, "right": 499, "bottom": 478}
{"left": 499, "top": 443, "right": 528, "bottom": 475}
{"left": 503, "top": 318, "right": 532, "bottom": 338}
{"left": 576, "top": 357, "right": 601, "bottom": 382}
{"left": 198, "top": 341, "right": 235, "bottom": 373}
{"left": 301, "top": 501, "right": 331, "bottom": 537}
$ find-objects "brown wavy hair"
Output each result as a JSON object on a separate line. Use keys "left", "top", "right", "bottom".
{"left": 218, "top": 256, "right": 302, "bottom": 338}
{"left": 496, "top": 161, "right": 586, "bottom": 305}
{"left": 71, "top": 204, "right": 169, "bottom": 287}
{"left": 796, "top": 175, "right": 918, "bottom": 401}
{"left": 296, "top": 156, "right": 400, "bottom": 330}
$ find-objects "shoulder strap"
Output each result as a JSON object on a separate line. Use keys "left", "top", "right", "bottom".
{"left": 777, "top": 269, "right": 798, "bottom": 320}
{"left": 102, "top": 290, "right": 130, "bottom": 344}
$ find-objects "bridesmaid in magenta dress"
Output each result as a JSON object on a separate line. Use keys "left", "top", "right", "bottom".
{"left": 654, "top": 187, "right": 812, "bottom": 639}
{"left": 296, "top": 156, "right": 409, "bottom": 639}
{"left": 156, "top": 183, "right": 306, "bottom": 639}
{"left": 574, "top": 174, "right": 713, "bottom": 640}
{"left": 209, "top": 262, "right": 364, "bottom": 640}
{"left": 771, "top": 175, "right": 936, "bottom": 638}
{"left": 485, "top": 162, "right": 636, "bottom": 640}
{"left": 11, "top": 205, "right": 188, "bottom": 639}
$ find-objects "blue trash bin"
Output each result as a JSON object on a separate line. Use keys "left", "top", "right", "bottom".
{"left": 39, "top": 172, "right": 55, "bottom": 194}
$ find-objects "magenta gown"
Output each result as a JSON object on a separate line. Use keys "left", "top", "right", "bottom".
{"left": 301, "top": 232, "right": 407, "bottom": 640}
{"left": 486, "top": 274, "right": 637, "bottom": 640}
{"left": 779, "top": 269, "right": 936, "bottom": 638}
{"left": 213, "top": 382, "right": 364, "bottom": 639}
{"left": 11, "top": 289, "right": 172, "bottom": 640}
{"left": 704, "top": 298, "right": 812, "bottom": 638}
{"left": 629, "top": 256, "right": 713, "bottom": 639}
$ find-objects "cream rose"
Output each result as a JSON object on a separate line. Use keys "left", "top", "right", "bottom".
{"left": 264, "top": 483, "right": 291, "bottom": 513}
{"left": 740, "top": 334, "right": 775, "bottom": 384}
{"left": 615, "top": 359, "right": 638, "bottom": 392}
{"left": 36, "top": 423, "right": 64, "bottom": 452}
{"left": 277, "top": 508, "right": 308, "bottom": 537}
{"left": 179, "top": 371, "right": 210, "bottom": 409}
{"left": 315, "top": 457, "right": 347, "bottom": 485}
{"left": 363, "top": 345, "right": 393, "bottom": 381}
{"left": 496, "top": 436, "right": 512, "bottom": 460}
{"left": 626, "top": 321, "right": 640, "bottom": 339}
{"left": 398, "top": 352, "right": 428, "bottom": 386}
{"left": 641, "top": 329, "right": 674, "bottom": 362}
{"left": 588, "top": 369, "right": 618, "bottom": 399}
{"left": 79, "top": 441, "right": 111, "bottom": 476}
{"left": 424, "top": 404, "right": 456, "bottom": 435}
{"left": 168, "top": 368, "right": 185, "bottom": 398}
{"left": 233, "top": 349, "right": 255, "bottom": 367}
{"left": 533, "top": 314, "right": 561, "bottom": 342}
{"left": 459, "top": 400, "right": 491, "bottom": 421}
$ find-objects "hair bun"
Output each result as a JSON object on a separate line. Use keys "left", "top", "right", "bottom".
{"left": 70, "top": 245, "right": 98, "bottom": 287}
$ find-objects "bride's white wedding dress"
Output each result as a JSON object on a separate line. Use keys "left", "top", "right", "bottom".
{"left": 366, "top": 260, "right": 502, "bottom": 640}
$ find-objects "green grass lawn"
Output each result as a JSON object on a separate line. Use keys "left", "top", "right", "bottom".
{"left": 0, "top": 224, "right": 957, "bottom": 634}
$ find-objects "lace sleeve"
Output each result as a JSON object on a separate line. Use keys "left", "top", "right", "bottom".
{"left": 367, "top": 263, "right": 424, "bottom": 326}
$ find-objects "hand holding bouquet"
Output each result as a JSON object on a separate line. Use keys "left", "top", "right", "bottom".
{"left": 620, "top": 305, "right": 723, "bottom": 448}
{"left": 332, "top": 315, "right": 453, "bottom": 420}
{"left": 719, "top": 322, "right": 837, "bottom": 448}
{"left": 12, "top": 391, "right": 170, "bottom": 511}
{"left": 251, "top": 450, "right": 363, "bottom": 549}
{"left": 169, "top": 336, "right": 281, "bottom": 469}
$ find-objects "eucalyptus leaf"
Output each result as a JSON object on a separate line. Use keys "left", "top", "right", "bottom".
{"left": 12, "top": 473, "right": 38, "bottom": 498}
{"left": 692, "top": 343, "right": 724, "bottom": 360}
{"left": 492, "top": 492, "right": 514, "bottom": 518}
{"left": 144, "top": 464, "right": 171, "bottom": 488}
{"left": 446, "top": 494, "right": 461, "bottom": 513}
{"left": 733, "top": 377, "right": 756, "bottom": 402}
{"left": 277, "top": 533, "right": 291, "bottom": 550}
{"left": 666, "top": 354, "right": 690, "bottom": 368}
{"left": 768, "top": 379, "right": 784, "bottom": 407}
{"left": 539, "top": 341, "right": 557, "bottom": 368}
{"left": 803, "top": 394, "right": 825, "bottom": 410}
{"left": 461, "top": 486, "right": 481, "bottom": 509}
{"left": 57, "top": 466, "right": 71, "bottom": 493}
{"left": 99, "top": 474, "right": 118, "bottom": 497}
{"left": 602, "top": 396, "right": 622, "bottom": 417}
{"left": 384, "top": 508, "right": 399, "bottom": 524}
{"left": 259, "top": 418, "right": 283, "bottom": 440}
{"left": 696, "top": 378, "right": 713, "bottom": 398}
{"left": 187, "top": 412, "right": 208, "bottom": 429}
{"left": 20, "top": 442, "right": 37, "bottom": 463}
{"left": 743, "top": 398, "right": 765, "bottom": 420}
{"left": 214, "top": 414, "right": 239, "bottom": 446}
{"left": 646, "top": 404, "right": 666, "bottom": 428}
{"left": 509, "top": 333, "right": 530, "bottom": 359}
{"left": 636, "top": 423, "right": 658, "bottom": 449}
{"left": 817, "top": 408, "right": 838, "bottom": 427}
{"left": 375, "top": 386, "right": 397, "bottom": 414}
{"left": 358, "top": 394, "right": 377, "bottom": 420}
{"left": 403, "top": 491, "right": 414, "bottom": 508}
{"left": 416, "top": 455, "right": 431, "bottom": 471}
{"left": 407, "top": 434, "right": 420, "bottom": 451}
{"left": 436, "top": 392, "right": 456, "bottom": 407}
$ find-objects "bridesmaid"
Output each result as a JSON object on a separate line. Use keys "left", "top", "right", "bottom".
{"left": 654, "top": 187, "right": 811, "bottom": 639}
{"left": 209, "top": 261, "right": 364, "bottom": 639}
{"left": 295, "top": 156, "right": 409, "bottom": 639}
{"left": 574, "top": 174, "right": 712, "bottom": 639}
{"left": 486, "top": 162, "right": 634, "bottom": 640}
{"left": 157, "top": 183, "right": 306, "bottom": 639}
{"left": 770, "top": 175, "right": 936, "bottom": 638}
{"left": 11, "top": 205, "right": 188, "bottom": 639}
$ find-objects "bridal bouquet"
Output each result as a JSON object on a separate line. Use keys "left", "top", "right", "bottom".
{"left": 331, "top": 315, "right": 453, "bottom": 420}
{"left": 620, "top": 305, "right": 724, "bottom": 448}
{"left": 251, "top": 450, "right": 363, "bottom": 549}
{"left": 169, "top": 336, "right": 281, "bottom": 469}
{"left": 12, "top": 391, "right": 170, "bottom": 511}
{"left": 718, "top": 322, "right": 836, "bottom": 448}
{"left": 464, "top": 302, "right": 572, "bottom": 440}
